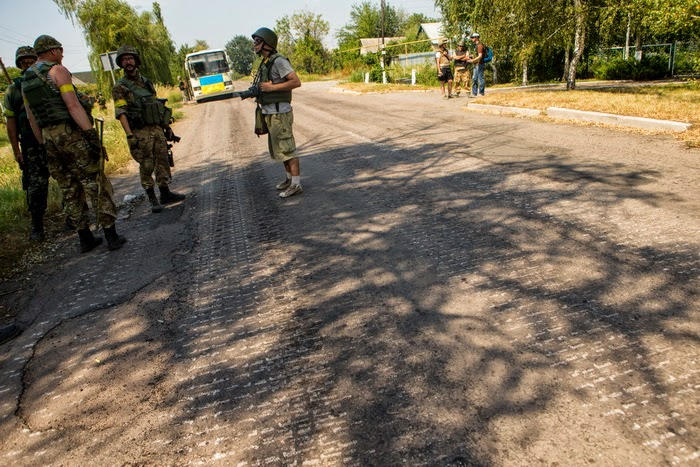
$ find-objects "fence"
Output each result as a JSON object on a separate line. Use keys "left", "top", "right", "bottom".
{"left": 393, "top": 52, "right": 435, "bottom": 68}
{"left": 599, "top": 42, "right": 699, "bottom": 76}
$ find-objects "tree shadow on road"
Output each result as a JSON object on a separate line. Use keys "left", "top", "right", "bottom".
{"left": 4, "top": 125, "right": 698, "bottom": 464}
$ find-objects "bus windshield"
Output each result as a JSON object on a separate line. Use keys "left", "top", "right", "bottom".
{"left": 188, "top": 51, "right": 229, "bottom": 78}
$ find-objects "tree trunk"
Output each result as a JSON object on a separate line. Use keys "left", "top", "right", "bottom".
{"left": 562, "top": 46, "right": 570, "bottom": 81}
{"left": 522, "top": 58, "right": 528, "bottom": 86}
{"left": 624, "top": 12, "right": 631, "bottom": 60}
{"left": 567, "top": 0, "right": 586, "bottom": 90}
{"left": 634, "top": 34, "right": 643, "bottom": 61}
{"left": 490, "top": 62, "right": 498, "bottom": 84}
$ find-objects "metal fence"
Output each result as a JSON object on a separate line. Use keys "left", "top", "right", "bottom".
{"left": 393, "top": 52, "right": 435, "bottom": 68}
{"left": 599, "top": 42, "right": 699, "bottom": 76}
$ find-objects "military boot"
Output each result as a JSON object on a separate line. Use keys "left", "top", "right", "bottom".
{"left": 78, "top": 228, "right": 103, "bottom": 253}
{"left": 103, "top": 225, "right": 127, "bottom": 251}
{"left": 159, "top": 185, "right": 186, "bottom": 204}
{"left": 29, "top": 212, "right": 45, "bottom": 242}
{"left": 145, "top": 187, "right": 163, "bottom": 213}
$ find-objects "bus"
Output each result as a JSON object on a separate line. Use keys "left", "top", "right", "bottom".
{"left": 185, "top": 49, "right": 236, "bottom": 102}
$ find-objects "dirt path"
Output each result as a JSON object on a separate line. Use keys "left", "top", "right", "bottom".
{"left": 0, "top": 81, "right": 698, "bottom": 465}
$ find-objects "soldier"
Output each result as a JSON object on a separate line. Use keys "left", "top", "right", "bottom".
{"left": 239, "top": 27, "right": 302, "bottom": 198}
{"left": 22, "top": 35, "right": 126, "bottom": 252}
{"left": 452, "top": 42, "right": 472, "bottom": 97}
{"left": 3, "top": 46, "right": 48, "bottom": 241}
{"left": 112, "top": 45, "right": 185, "bottom": 213}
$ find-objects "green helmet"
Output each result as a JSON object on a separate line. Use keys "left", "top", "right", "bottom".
{"left": 33, "top": 35, "right": 62, "bottom": 54}
{"left": 15, "top": 46, "right": 37, "bottom": 67}
{"left": 252, "top": 27, "right": 278, "bottom": 50}
{"left": 116, "top": 45, "right": 141, "bottom": 68}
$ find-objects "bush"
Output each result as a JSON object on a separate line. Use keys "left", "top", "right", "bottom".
{"left": 592, "top": 55, "right": 669, "bottom": 81}
{"left": 349, "top": 70, "right": 366, "bottom": 82}
{"left": 415, "top": 63, "right": 439, "bottom": 86}
{"left": 674, "top": 51, "right": 700, "bottom": 75}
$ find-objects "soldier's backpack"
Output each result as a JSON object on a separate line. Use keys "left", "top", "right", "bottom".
{"left": 483, "top": 45, "right": 494, "bottom": 63}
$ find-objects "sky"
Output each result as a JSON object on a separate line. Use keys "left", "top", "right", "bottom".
{"left": 0, "top": 0, "right": 440, "bottom": 72}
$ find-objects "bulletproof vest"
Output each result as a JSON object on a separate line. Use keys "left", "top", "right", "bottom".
{"left": 8, "top": 77, "right": 39, "bottom": 148}
{"left": 455, "top": 54, "right": 469, "bottom": 68}
{"left": 438, "top": 50, "right": 450, "bottom": 67}
{"left": 257, "top": 54, "right": 292, "bottom": 106}
{"left": 21, "top": 61, "right": 93, "bottom": 128}
{"left": 117, "top": 75, "right": 169, "bottom": 128}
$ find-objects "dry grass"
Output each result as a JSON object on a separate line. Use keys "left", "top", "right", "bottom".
{"left": 339, "top": 82, "right": 433, "bottom": 93}
{"left": 478, "top": 82, "right": 700, "bottom": 147}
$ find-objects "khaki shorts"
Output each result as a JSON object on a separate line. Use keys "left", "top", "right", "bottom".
{"left": 264, "top": 110, "right": 297, "bottom": 161}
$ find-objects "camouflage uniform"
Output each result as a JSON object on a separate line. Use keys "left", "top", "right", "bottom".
{"left": 453, "top": 45, "right": 471, "bottom": 96}
{"left": 41, "top": 122, "right": 117, "bottom": 229}
{"left": 112, "top": 75, "right": 171, "bottom": 189}
{"left": 3, "top": 75, "right": 49, "bottom": 220}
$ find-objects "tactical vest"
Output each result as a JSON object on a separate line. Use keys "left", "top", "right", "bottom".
{"left": 116, "top": 75, "right": 170, "bottom": 128}
{"left": 8, "top": 77, "right": 39, "bottom": 148}
{"left": 455, "top": 55, "right": 469, "bottom": 68}
{"left": 257, "top": 54, "right": 292, "bottom": 106}
{"left": 21, "top": 61, "right": 93, "bottom": 128}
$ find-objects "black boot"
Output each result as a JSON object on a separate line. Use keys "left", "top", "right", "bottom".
{"left": 159, "top": 185, "right": 186, "bottom": 204}
{"left": 146, "top": 187, "right": 163, "bottom": 213}
{"left": 29, "top": 212, "right": 45, "bottom": 242}
{"left": 103, "top": 225, "right": 127, "bottom": 251}
{"left": 78, "top": 228, "right": 103, "bottom": 253}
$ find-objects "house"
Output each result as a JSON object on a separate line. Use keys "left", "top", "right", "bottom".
{"left": 72, "top": 71, "right": 97, "bottom": 85}
{"left": 358, "top": 37, "right": 406, "bottom": 55}
{"left": 417, "top": 22, "right": 446, "bottom": 47}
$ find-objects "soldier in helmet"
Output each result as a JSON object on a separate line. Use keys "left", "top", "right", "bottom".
{"left": 240, "top": 27, "right": 302, "bottom": 198}
{"left": 3, "top": 46, "right": 48, "bottom": 241}
{"left": 112, "top": 45, "right": 185, "bottom": 212}
{"left": 22, "top": 35, "right": 126, "bottom": 252}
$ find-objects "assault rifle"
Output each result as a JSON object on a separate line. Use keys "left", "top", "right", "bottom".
{"left": 163, "top": 126, "right": 180, "bottom": 167}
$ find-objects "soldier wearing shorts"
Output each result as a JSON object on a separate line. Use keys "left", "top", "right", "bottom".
{"left": 112, "top": 45, "right": 185, "bottom": 213}
{"left": 22, "top": 35, "right": 126, "bottom": 252}
{"left": 3, "top": 46, "right": 48, "bottom": 241}
{"left": 244, "top": 27, "right": 302, "bottom": 198}
{"left": 435, "top": 40, "right": 453, "bottom": 99}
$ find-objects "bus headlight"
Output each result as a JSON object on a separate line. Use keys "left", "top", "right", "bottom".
{"left": 224, "top": 81, "right": 233, "bottom": 86}
{"left": 193, "top": 86, "right": 201, "bottom": 91}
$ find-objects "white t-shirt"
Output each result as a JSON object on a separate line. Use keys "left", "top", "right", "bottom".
{"left": 261, "top": 55, "right": 294, "bottom": 115}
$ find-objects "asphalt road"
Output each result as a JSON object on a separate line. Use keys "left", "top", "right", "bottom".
{"left": 0, "top": 81, "right": 698, "bottom": 465}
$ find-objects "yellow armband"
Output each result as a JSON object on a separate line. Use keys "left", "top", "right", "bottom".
{"left": 59, "top": 84, "right": 75, "bottom": 93}
{"left": 114, "top": 99, "right": 127, "bottom": 108}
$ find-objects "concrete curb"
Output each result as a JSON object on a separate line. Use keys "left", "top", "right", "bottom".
{"left": 545, "top": 107, "right": 691, "bottom": 132}
{"left": 467, "top": 103, "right": 541, "bottom": 117}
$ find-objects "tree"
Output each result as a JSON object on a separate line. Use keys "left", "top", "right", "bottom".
{"left": 225, "top": 35, "right": 255, "bottom": 76}
{"left": 52, "top": 0, "right": 177, "bottom": 92}
{"left": 193, "top": 40, "right": 210, "bottom": 52}
{"left": 275, "top": 10, "right": 331, "bottom": 74}
{"left": 337, "top": 1, "right": 407, "bottom": 49}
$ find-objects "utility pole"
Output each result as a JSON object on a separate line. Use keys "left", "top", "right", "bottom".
{"left": 380, "top": 0, "right": 387, "bottom": 84}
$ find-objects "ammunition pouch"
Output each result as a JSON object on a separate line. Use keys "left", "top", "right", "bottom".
{"left": 254, "top": 106, "right": 268, "bottom": 136}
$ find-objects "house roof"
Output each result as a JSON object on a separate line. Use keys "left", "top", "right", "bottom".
{"left": 358, "top": 37, "right": 406, "bottom": 55}
{"left": 418, "top": 22, "right": 446, "bottom": 45}
{"left": 72, "top": 71, "right": 96, "bottom": 84}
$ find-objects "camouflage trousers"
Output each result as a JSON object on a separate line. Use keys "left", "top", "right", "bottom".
{"left": 129, "top": 125, "right": 171, "bottom": 189}
{"left": 42, "top": 123, "right": 117, "bottom": 230}
{"left": 21, "top": 144, "right": 49, "bottom": 216}
{"left": 454, "top": 68, "right": 472, "bottom": 96}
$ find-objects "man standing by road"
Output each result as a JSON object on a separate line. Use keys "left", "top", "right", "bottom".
{"left": 452, "top": 42, "right": 471, "bottom": 97}
{"left": 435, "top": 40, "right": 453, "bottom": 99}
{"left": 243, "top": 27, "right": 302, "bottom": 198}
{"left": 469, "top": 33, "right": 486, "bottom": 97}
{"left": 22, "top": 35, "right": 126, "bottom": 252}
{"left": 112, "top": 45, "right": 185, "bottom": 213}
{"left": 3, "top": 46, "right": 48, "bottom": 241}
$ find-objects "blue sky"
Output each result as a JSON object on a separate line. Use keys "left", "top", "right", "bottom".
{"left": 0, "top": 0, "right": 440, "bottom": 72}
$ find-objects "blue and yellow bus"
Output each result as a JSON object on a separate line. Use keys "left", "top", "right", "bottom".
{"left": 185, "top": 49, "right": 235, "bottom": 102}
